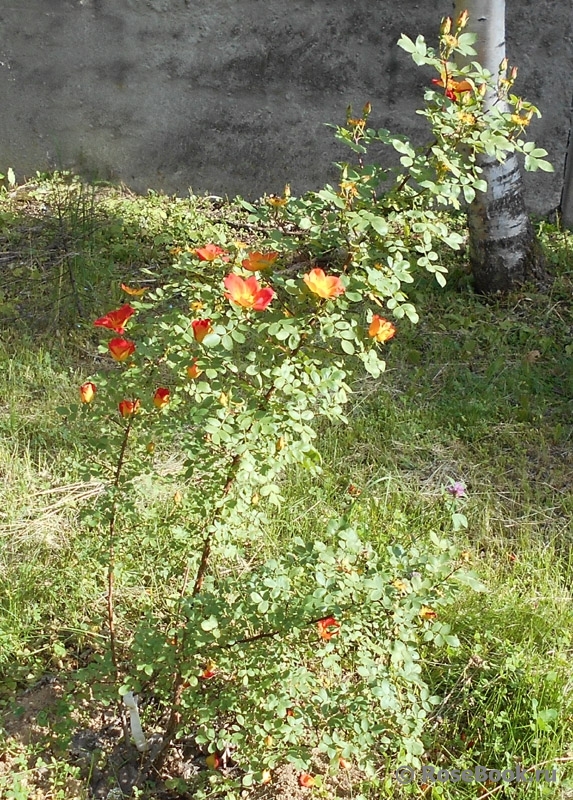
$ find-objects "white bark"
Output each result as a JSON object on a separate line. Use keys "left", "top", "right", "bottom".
{"left": 454, "top": 0, "right": 542, "bottom": 291}
{"left": 560, "top": 92, "right": 573, "bottom": 227}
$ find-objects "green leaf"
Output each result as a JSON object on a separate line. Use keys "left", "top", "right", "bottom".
{"left": 200, "top": 616, "right": 219, "bottom": 632}
{"left": 462, "top": 185, "right": 475, "bottom": 204}
{"left": 397, "top": 34, "right": 416, "bottom": 53}
{"left": 391, "top": 139, "right": 415, "bottom": 157}
{"left": 455, "top": 571, "right": 487, "bottom": 592}
{"left": 345, "top": 291, "right": 362, "bottom": 303}
{"left": 451, "top": 512, "right": 468, "bottom": 531}
{"left": 201, "top": 332, "right": 221, "bottom": 348}
{"left": 370, "top": 217, "right": 389, "bottom": 236}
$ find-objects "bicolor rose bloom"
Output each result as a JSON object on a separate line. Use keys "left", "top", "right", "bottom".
{"left": 153, "top": 387, "right": 170, "bottom": 408}
{"left": 108, "top": 337, "right": 136, "bottom": 362}
{"left": 79, "top": 382, "right": 96, "bottom": 404}
{"left": 194, "top": 244, "right": 230, "bottom": 262}
{"left": 118, "top": 399, "right": 140, "bottom": 418}
{"left": 303, "top": 268, "right": 345, "bottom": 299}
{"left": 200, "top": 661, "right": 217, "bottom": 679}
{"left": 299, "top": 773, "right": 315, "bottom": 788}
{"left": 192, "top": 319, "right": 213, "bottom": 343}
{"left": 317, "top": 616, "right": 340, "bottom": 641}
{"left": 241, "top": 251, "right": 279, "bottom": 271}
{"left": 94, "top": 305, "right": 135, "bottom": 334}
{"left": 224, "top": 273, "right": 275, "bottom": 311}
{"left": 432, "top": 76, "right": 473, "bottom": 102}
{"left": 121, "top": 283, "right": 147, "bottom": 297}
{"left": 419, "top": 605, "right": 438, "bottom": 620}
{"left": 368, "top": 315, "right": 396, "bottom": 343}
{"left": 187, "top": 359, "right": 203, "bottom": 379}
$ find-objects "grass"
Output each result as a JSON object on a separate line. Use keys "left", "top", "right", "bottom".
{"left": 0, "top": 173, "right": 572, "bottom": 799}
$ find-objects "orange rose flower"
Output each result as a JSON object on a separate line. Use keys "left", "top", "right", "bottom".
{"left": 200, "top": 660, "right": 217, "bottom": 679}
{"left": 79, "top": 382, "right": 96, "bottom": 404}
{"left": 299, "top": 773, "right": 315, "bottom": 788}
{"left": 419, "top": 605, "right": 438, "bottom": 620}
{"left": 120, "top": 284, "right": 147, "bottom": 297}
{"left": 317, "top": 616, "right": 340, "bottom": 641}
{"left": 187, "top": 359, "right": 203, "bottom": 379}
{"left": 432, "top": 76, "right": 473, "bottom": 101}
{"left": 153, "top": 387, "right": 170, "bottom": 408}
{"left": 224, "top": 273, "right": 275, "bottom": 311}
{"left": 241, "top": 251, "right": 279, "bottom": 271}
{"left": 368, "top": 315, "right": 396, "bottom": 343}
{"left": 303, "top": 268, "right": 345, "bottom": 299}
{"left": 192, "top": 319, "right": 213, "bottom": 343}
{"left": 108, "top": 337, "right": 136, "bottom": 362}
{"left": 194, "top": 244, "right": 230, "bottom": 262}
{"left": 118, "top": 399, "right": 140, "bottom": 418}
{"left": 94, "top": 305, "right": 135, "bottom": 334}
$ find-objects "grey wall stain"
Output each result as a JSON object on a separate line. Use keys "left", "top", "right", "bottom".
{"left": 0, "top": 0, "right": 571, "bottom": 214}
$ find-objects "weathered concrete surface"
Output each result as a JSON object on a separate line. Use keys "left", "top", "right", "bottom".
{"left": 0, "top": 0, "right": 571, "bottom": 215}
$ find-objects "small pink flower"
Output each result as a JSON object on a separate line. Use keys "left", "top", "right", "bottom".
{"left": 447, "top": 481, "right": 466, "bottom": 498}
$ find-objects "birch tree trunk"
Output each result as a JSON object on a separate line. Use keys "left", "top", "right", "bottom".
{"left": 454, "top": 0, "right": 544, "bottom": 292}
{"left": 559, "top": 90, "right": 573, "bottom": 227}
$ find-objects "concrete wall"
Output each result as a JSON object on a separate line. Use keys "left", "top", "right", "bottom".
{"left": 0, "top": 0, "right": 571, "bottom": 215}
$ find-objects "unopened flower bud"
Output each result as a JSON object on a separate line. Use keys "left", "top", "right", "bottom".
{"left": 205, "top": 754, "right": 221, "bottom": 770}
{"left": 261, "top": 769, "right": 272, "bottom": 784}
{"left": 79, "top": 381, "right": 96, "bottom": 404}
{"left": 456, "top": 9, "right": 469, "bottom": 29}
{"left": 440, "top": 16, "right": 452, "bottom": 35}
{"left": 499, "top": 57, "right": 508, "bottom": 74}
{"left": 510, "top": 66, "right": 518, "bottom": 81}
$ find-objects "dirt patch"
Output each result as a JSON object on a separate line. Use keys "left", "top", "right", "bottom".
{"left": 1, "top": 680, "right": 368, "bottom": 799}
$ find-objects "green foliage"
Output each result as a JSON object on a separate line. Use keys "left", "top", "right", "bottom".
{"left": 243, "top": 16, "right": 550, "bottom": 298}
{"left": 52, "top": 14, "right": 561, "bottom": 794}
{"left": 129, "top": 522, "right": 470, "bottom": 783}
{"left": 1, "top": 13, "right": 571, "bottom": 800}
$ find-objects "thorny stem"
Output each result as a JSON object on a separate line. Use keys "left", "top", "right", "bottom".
{"left": 158, "top": 337, "right": 308, "bottom": 759}
{"left": 158, "top": 393, "right": 276, "bottom": 756}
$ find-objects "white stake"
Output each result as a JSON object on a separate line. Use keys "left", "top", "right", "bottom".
{"left": 122, "top": 691, "right": 149, "bottom": 752}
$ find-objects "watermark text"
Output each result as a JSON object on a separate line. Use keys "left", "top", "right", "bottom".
{"left": 395, "top": 764, "right": 556, "bottom": 785}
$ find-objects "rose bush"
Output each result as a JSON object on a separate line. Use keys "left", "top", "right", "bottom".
{"left": 68, "top": 13, "right": 549, "bottom": 795}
